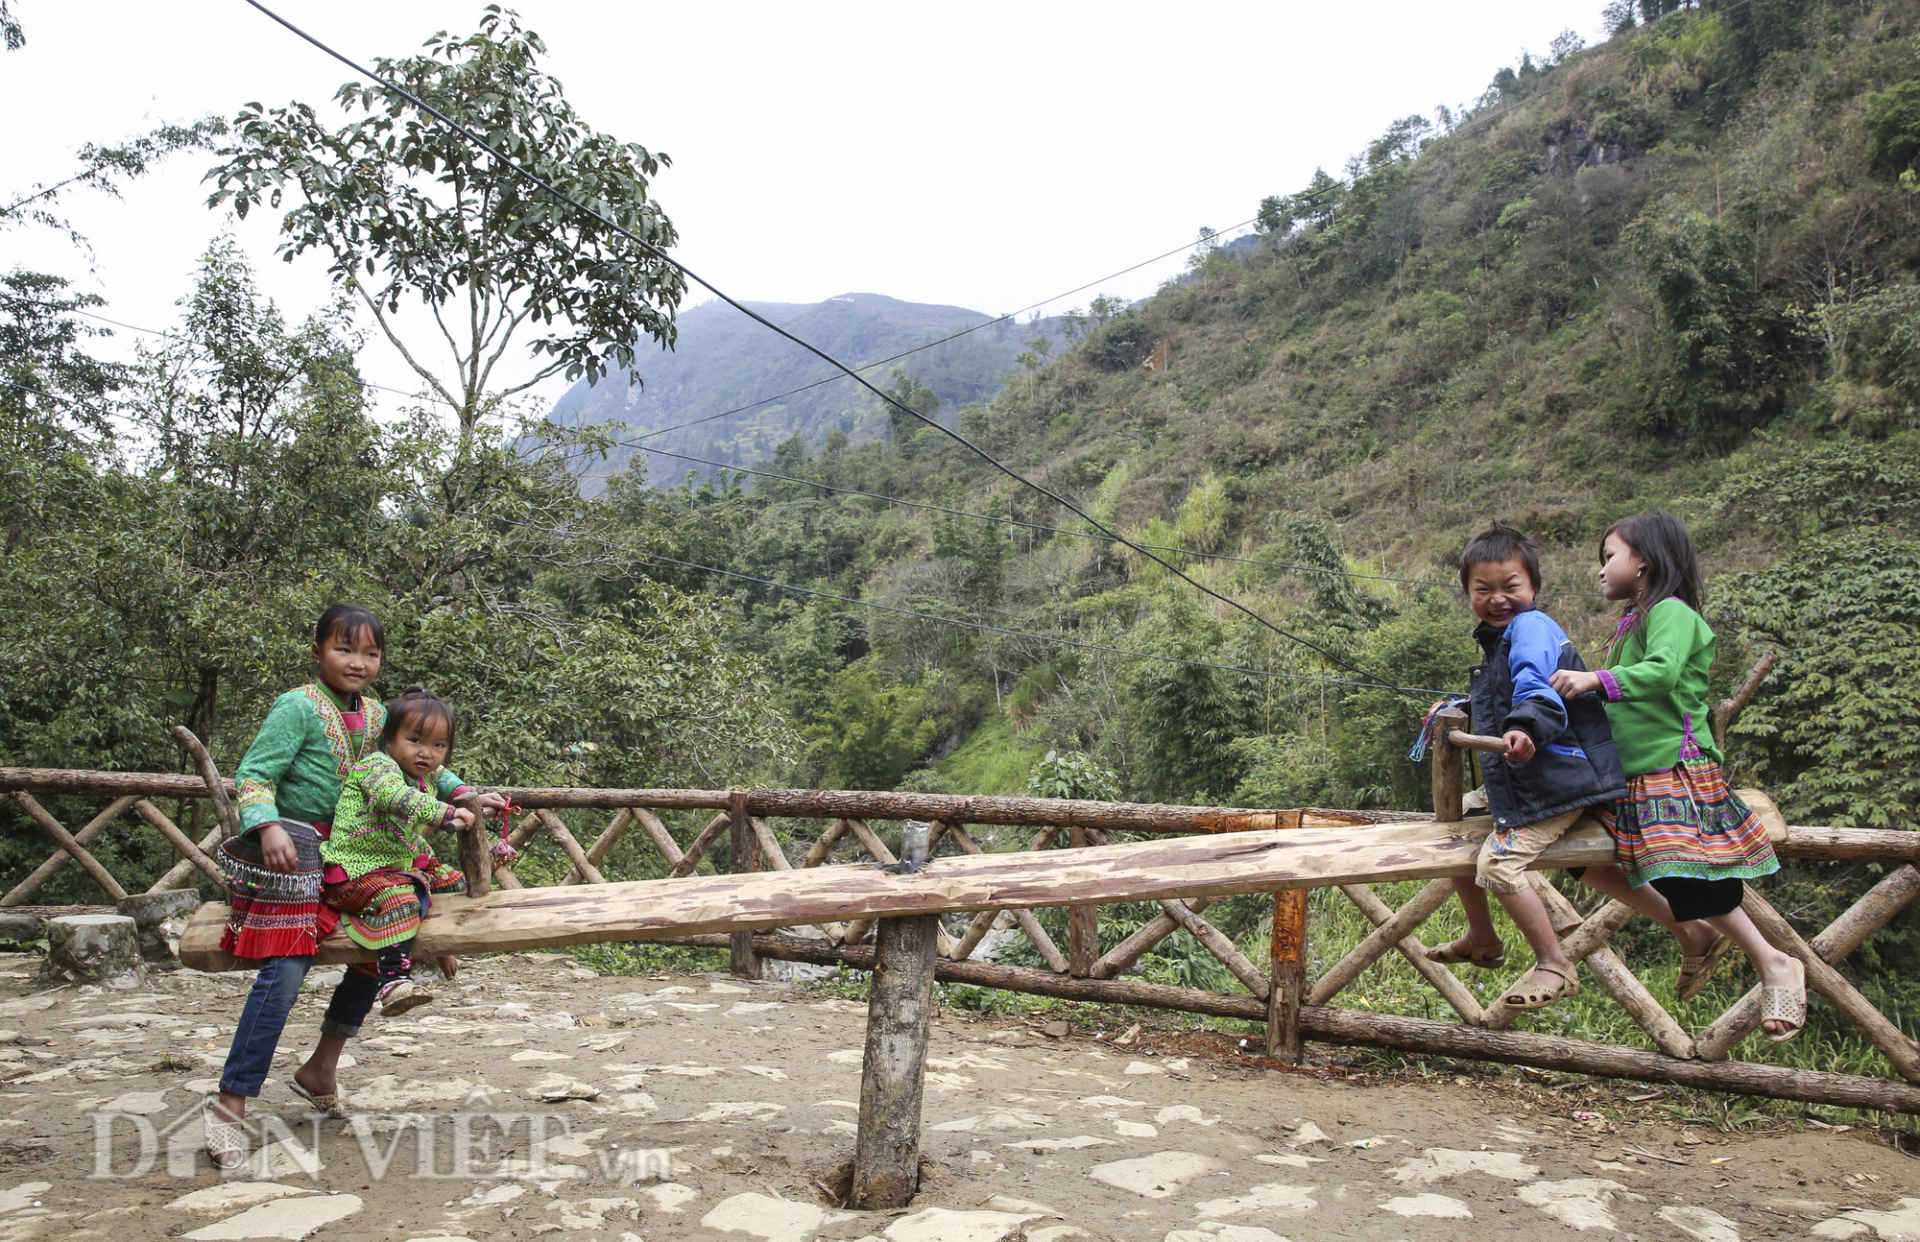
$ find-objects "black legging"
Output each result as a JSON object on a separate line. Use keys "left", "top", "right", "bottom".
{"left": 1649, "top": 875, "right": 1744, "bottom": 922}
{"left": 375, "top": 939, "right": 415, "bottom": 985}
{"left": 1565, "top": 870, "right": 1745, "bottom": 921}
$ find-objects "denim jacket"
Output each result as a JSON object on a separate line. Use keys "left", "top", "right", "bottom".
{"left": 1468, "top": 610, "right": 1627, "bottom": 830}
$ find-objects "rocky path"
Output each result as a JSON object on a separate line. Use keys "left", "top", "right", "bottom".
{"left": 0, "top": 951, "right": 1912, "bottom": 1242}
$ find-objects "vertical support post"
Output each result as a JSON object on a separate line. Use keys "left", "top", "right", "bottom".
{"left": 850, "top": 912, "right": 938, "bottom": 1209}
{"left": 1431, "top": 705, "right": 1467, "bottom": 822}
{"left": 728, "top": 790, "right": 760, "bottom": 980}
{"left": 1067, "top": 824, "right": 1097, "bottom": 977}
{"left": 1266, "top": 887, "right": 1307, "bottom": 1062}
{"left": 457, "top": 815, "right": 490, "bottom": 899}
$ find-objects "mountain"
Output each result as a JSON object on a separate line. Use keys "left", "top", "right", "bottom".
{"left": 546, "top": 292, "right": 1061, "bottom": 489}
{"left": 624, "top": 0, "right": 1920, "bottom": 835}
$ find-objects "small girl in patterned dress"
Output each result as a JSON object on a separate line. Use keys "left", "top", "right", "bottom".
{"left": 1550, "top": 513, "right": 1805, "bottom": 1041}
{"left": 321, "top": 688, "right": 496, "bottom": 1016}
{"left": 207, "top": 603, "right": 392, "bottom": 1165}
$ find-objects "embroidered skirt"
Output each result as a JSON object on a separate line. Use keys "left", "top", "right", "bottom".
{"left": 218, "top": 819, "right": 340, "bottom": 960}
{"left": 1595, "top": 739, "right": 1778, "bottom": 888}
{"left": 323, "top": 860, "right": 465, "bottom": 951}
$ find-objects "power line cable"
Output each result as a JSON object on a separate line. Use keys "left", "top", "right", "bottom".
{"left": 240, "top": 1, "right": 1425, "bottom": 702}
{"left": 5, "top": 295, "right": 452, "bottom": 406}
{"left": 624, "top": 439, "right": 1609, "bottom": 597}
{"left": 639, "top": 549, "right": 1449, "bottom": 696}
{"left": 2, "top": 371, "right": 1453, "bottom": 694}
{"left": 618, "top": 214, "right": 1262, "bottom": 445}
{"left": 574, "top": 28, "right": 1672, "bottom": 451}
{"left": 0, "top": 376, "right": 142, "bottom": 430}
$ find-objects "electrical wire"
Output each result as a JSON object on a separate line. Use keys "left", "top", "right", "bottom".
{"left": 617, "top": 214, "right": 1262, "bottom": 445}
{"left": 5, "top": 369, "right": 1450, "bottom": 695}
{"left": 4, "top": 295, "right": 452, "bottom": 406}
{"left": 624, "top": 440, "right": 1610, "bottom": 598}
{"left": 240, "top": 1, "right": 1427, "bottom": 702}
{"left": 639, "top": 550, "right": 1449, "bottom": 696}
{"left": 0, "top": 376, "right": 142, "bottom": 430}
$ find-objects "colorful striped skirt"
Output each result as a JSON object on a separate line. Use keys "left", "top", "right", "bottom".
{"left": 218, "top": 819, "right": 340, "bottom": 960}
{"left": 322, "top": 860, "right": 465, "bottom": 951}
{"left": 1595, "top": 739, "right": 1777, "bottom": 888}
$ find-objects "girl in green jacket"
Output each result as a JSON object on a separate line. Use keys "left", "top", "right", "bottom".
{"left": 1551, "top": 514, "right": 1804, "bottom": 1041}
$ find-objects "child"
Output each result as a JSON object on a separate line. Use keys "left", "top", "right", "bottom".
{"left": 321, "top": 688, "right": 479, "bottom": 1017}
{"left": 1425, "top": 524, "right": 1627, "bottom": 1011}
{"left": 208, "top": 604, "right": 391, "bottom": 1166}
{"left": 1550, "top": 512, "right": 1804, "bottom": 1040}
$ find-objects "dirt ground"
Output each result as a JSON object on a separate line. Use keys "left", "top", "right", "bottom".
{"left": 0, "top": 950, "right": 1915, "bottom": 1242}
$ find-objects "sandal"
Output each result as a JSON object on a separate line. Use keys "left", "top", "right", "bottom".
{"left": 202, "top": 1096, "right": 249, "bottom": 1171}
{"left": 1501, "top": 965, "right": 1580, "bottom": 1011}
{"left": 288, "top": 1076, "right": 348, "bottom": 1120}
{"left": 1675, "top": 934, "right": 1733, "bottom": 1003}
{"left": 377, "top": 978, "right": 433, "bottom": 1017}
{"left": 1762, "top": 956, "right": 1807, "bottom": 1044}
{"left": 1427, "top": 938, "right": 1508, "bottom": 969}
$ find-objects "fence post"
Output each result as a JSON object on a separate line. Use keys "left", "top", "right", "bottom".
{"left": 455, "top": 794, "right": 491, "bottom": 898}
{"left": 1067, "top": 824, "right": 1097, "bottom": 977}
{"left": 1267, "top": 888, "right": 1308, "bottom": 1062}
{"left": 851, "top": 826, "right": 936, "bottom": 1209}
{"left": 728, "top": 790, "right": 761, "bottom": 980}
{"left": 1431, "top": 705, "right": 1468, "bottom": 821}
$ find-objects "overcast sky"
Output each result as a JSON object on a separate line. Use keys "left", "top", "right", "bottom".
{"left": 4, "top": 0, "right": 1605, "bottom": 413}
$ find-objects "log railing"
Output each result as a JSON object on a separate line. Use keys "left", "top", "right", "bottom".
{"left": 3, "top": 761, "right": 1918, "bottom": 1118}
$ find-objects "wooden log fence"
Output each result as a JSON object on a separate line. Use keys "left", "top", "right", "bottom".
{"left": 5, "top": 760, "right": 1920, "bottom": 1123}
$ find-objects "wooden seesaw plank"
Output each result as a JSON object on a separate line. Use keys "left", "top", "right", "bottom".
{"left": 179, "top": 816, "right": 1618, "bottom": 970}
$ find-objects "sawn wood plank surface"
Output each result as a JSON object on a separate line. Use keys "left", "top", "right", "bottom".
{"left": 180, "top": 815, "right": 1617, "bottom": 969}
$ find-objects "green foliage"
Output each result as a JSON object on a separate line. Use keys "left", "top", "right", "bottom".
{"left": 1626, "top": 207, "right": 1787, "bottom": 441}
{"left": 803, "top": 658, "right": 938, "bottom": 791}
{"left": 2, "top": 117, "right": 223, "bottom": 249}
{"left": 1025, "top": 749, "right": 1120, "bottom": 801}
{"left": 0, "top": 239, "right": 788, "bottom": 902}
{"left": 1708, "top": 436, "right": 1920, "bottom": 538}
{"left": 1124, "top": 594, "right": 1262, "bottom": 801}
{"left": 207, "top": 5, "right": 682, "bottom": 438}
{"left": 1083, "top": 315, "right": 1150, "bottom": 371}
{"left": 1705, "top": 435, "right": 1920, "bottom": 831}
{"left": 1334, "top": 593, "right": 1480, "bottom": 808}
{"left": 1866, "top": 80, "right": 1920, "bottom": 179}
{"left": 1718, "top": 529, "right": 1920, "bottom": 827}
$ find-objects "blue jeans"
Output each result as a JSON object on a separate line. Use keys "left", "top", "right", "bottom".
{"left": 217, "top": 956, "right": 384, "bottom": 1098}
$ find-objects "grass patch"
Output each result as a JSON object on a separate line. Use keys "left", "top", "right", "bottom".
{"left": 900, "top": 712, "right": 1043, "bottom": 796}
{"left": 568, "top": 940, "right": 727, "bottom": 976}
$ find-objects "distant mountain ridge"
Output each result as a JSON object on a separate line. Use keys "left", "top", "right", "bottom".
{"left": 547, "top": 292, "right": 1060, "bottom": 488}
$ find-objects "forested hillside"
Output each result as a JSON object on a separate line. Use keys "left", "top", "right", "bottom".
{"left": 547, "top": 293, "right": 1063, "bottom": 490}
{"left": 3, "top": 2, "right": 1917, "bottom": 1051}
{"left": 621, "top": 0, "right": 1920, "bottom": 838}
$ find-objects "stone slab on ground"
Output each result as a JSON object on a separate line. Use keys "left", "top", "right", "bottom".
{"left": 0, "top": 952, "right": 1912, "bottom": 1242}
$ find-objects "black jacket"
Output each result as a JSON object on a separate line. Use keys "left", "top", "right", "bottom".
{"left": 1468, "top": 619, "right": 1627, "bottom": 831}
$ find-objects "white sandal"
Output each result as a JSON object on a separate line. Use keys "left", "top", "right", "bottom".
{"left": 288, "top": 1077, "right": 348, "bottom": 1120}
{"left": 202, "top": 1096, "right": 249, "bottom": 1171}
{"left": 1762, "top": 956, "right": 1807, "bottom": 1043}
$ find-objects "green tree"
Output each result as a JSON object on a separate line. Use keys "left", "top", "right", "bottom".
{"left": 1626, "top": 207, "right": 1787, "bottom": 441}
{"left": 207, "top": 6, "right": 683, "bottom": 443}
{"left": 1025, "top": 749, "right": 1119, "bottom": 801}
{"left": 882, "top": 368, "right": 939, "bottom": 454}
{"left": 807, "top": 659, "right": 938, "bottom": 790}
{"left": 1709, "top": 438, "right": 1920, "bottom": 829}
{"left": 0, "top": 243, "right": 790, "bottom": 902}
{"left": 1124, "top": 593, "right": 1261, "bottom": 801}
{"left": 1865, "top": 80, "right": 1920, "bottom": 181}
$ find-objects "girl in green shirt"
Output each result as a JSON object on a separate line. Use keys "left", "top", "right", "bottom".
{"left": 1551, "top": 514, "right": 1804, "bottom": 1041}
{"left": 208, "top": 604, "right": 388, "bottom": 1165}
{"left": 321, "top": 688, "right": 483, "bottom": 1017}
